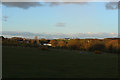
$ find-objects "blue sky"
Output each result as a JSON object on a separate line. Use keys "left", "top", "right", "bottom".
{"left": 2, "top": 2, "right": 118, "bottom": 34}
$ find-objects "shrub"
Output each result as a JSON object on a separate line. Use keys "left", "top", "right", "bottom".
{"left": 50, "top": 40, "right": 58, "bottom": 47}
{"left": 88, "top": 41, "right": 105, "bottom": 51}
{"left": 67, "top": 39, "right": 81, "bottom": 50}
{"left": 57, "top": 40, "right": 66, "bottom": 48}
{"left": 105, "top": 40, "right": 119, "bottom": 53}
{"left": 40, "top": 46, "right": 48, "bottom": 51}
{"left": 94, "top": 50, "right": 102, "bottom": 54}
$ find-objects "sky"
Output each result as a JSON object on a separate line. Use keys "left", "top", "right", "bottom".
{"left": 2, "top": 2, "right": 118, "bottom": 35}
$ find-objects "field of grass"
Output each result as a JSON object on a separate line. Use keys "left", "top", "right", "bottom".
{"left": 2, "top": 46, "right": 118, "bottom": 78}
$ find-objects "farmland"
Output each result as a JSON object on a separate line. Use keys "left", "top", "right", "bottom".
{"left": 2, "top": 46, "right": 118, "bottom": 78}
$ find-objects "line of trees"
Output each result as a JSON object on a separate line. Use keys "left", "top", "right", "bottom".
{"left": 50, "top": 39, "right": 120, "bottom": 53}
{"left": 1, "top": 36, "right": 120, "bottom": 53}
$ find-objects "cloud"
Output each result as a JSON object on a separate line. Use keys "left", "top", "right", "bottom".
{"left": 2, "top": 2, "right": 43, "bottom": 9}
{"left": 105, "top": 2, "right": 119, "bottom": 10}
{"left": 2, "top": 1, "right": 120, "bottom": 10}
{"left": 2, "top": 2, "right": 88, "bottom": 9}
{"left": 56, "top": 22, "right": 66, "bottom": 27}
{"left": 2, "top": 1, "right": 119, "bottom": 10}
{"left": 47, "top": 2, "right": 87, "bottom": 6}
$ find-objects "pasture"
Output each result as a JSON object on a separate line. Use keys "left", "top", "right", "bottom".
{"left": 2, "top": 46, "right": 118, "bottom": 78}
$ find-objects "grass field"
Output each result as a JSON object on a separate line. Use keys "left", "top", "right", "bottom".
{"left": 2, "top": 46, "right": 118, "bottom": 78}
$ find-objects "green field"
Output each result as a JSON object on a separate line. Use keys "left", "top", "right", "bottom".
{"left": 2, "top": 46, "right": 118, "bottom": 78}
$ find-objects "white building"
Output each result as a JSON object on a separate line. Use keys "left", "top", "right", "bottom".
{"left": 43, "top": 43, "right": 52, "bottom": 46}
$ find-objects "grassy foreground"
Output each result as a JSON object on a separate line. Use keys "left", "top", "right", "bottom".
{"left": 2, "top": 46, "right": 118, "bottom": 78}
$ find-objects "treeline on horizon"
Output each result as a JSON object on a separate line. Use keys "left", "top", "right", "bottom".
{"left": 1, "top": 36, "right": 120, "bottom": 54}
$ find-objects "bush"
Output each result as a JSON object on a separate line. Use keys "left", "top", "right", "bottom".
{"left": 57, "top": 40, "right": 66, "bottom": 48}
{"left": 88, "top": 41, "right": 105, "bottom": 51}
{"left": 40, "top": 46, "right": 48, "bottom": 51}
{"left": 50, "top": 40, "right": 58, "bottom": 47}
{"left": 105, "top": 40, "right": 119, "bottom": 53}
{"left": 67, "top": 39, "right": 81, "bottom": 50}
{"left": 94, "top": 50, "right": 102, "bottom": 54}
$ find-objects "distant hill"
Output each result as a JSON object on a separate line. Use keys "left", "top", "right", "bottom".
{"left": 1, "top": 31, "right": 118, "bottom": 39}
